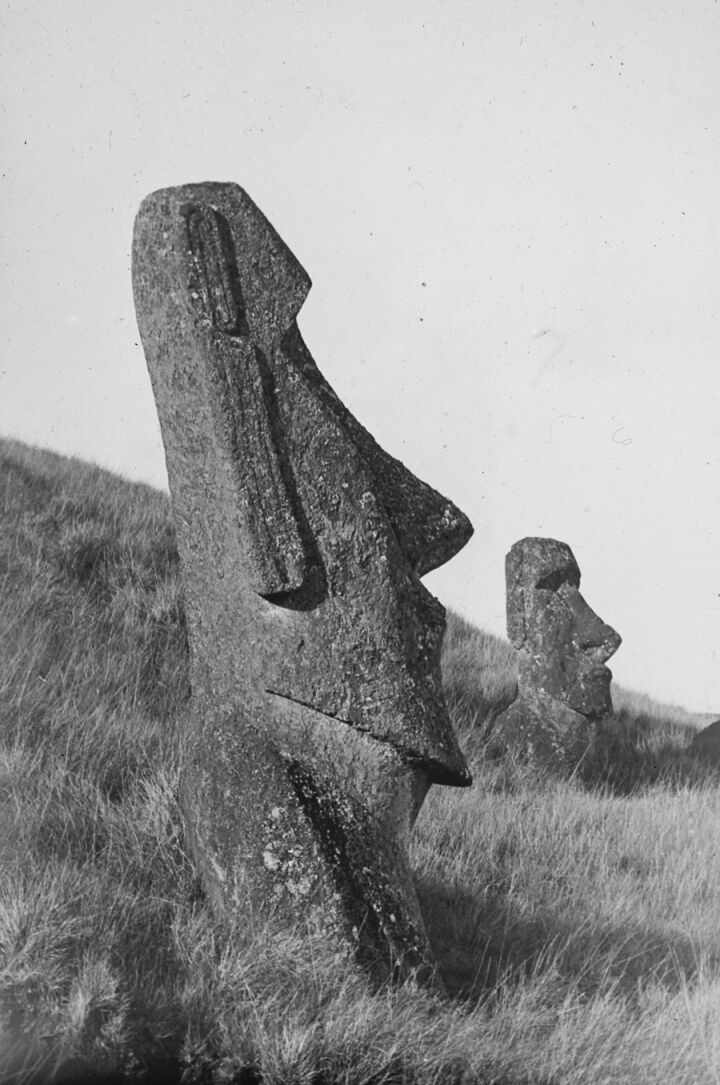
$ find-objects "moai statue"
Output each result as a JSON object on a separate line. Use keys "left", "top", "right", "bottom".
{"left": 691, "top": 718, "right": 720, "bottom": 766}
{"left": 132, "top": 183, "right": 473, "bottom": 984}
{"left": 489, "top": 537, "right": 621, "bottom": 772}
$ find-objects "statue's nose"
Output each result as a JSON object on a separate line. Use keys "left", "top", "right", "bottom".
{"left": 360, "top": 440, "right": 473, "bottom": 578}
{"left": 380, "top": 473, "right": 474, "bottom": 578}
{"left": 569, "top": 590, "right": 621, "bottom": 661}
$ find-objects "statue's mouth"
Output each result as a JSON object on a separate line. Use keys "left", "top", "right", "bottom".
{"left": 265, "top": 687, "right": 472, "bottom": 787}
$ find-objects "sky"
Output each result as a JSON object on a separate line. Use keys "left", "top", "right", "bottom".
{"left": 1, "top": 0, "right": 718, "bottom": 713}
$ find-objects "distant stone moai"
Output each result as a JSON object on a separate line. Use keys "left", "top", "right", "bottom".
{"left": 691, "top": 718, "right": 720, "bottom": 766}
{"left": 489, "top": 537, "right": 621, "bottom": 771}
{"left": 132, "top": 183, "right": 473, "bottom": 984}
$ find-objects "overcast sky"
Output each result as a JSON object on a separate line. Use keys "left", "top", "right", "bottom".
{"left": 2, "top": 0, "right": 718, "bottom": 713}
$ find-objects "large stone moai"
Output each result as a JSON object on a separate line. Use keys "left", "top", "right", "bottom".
{"left": 489, "top": 538, "right": 621, "bottom": 772}
{"left": 132, "top": 183, "right": 473, "bottom": 984}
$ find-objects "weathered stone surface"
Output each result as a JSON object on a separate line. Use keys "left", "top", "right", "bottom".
{"left": 132, "top": 182, "right": 473, "bottom": 983}
{"left": 489, "top": 537, "right": 621, "bottom": 772}
{"left": 691, "top": 719, "right": 720, "bottom": 766}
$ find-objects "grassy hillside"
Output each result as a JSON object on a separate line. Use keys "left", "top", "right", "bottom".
{"left": 1, "top": 437, "right": 718, "bottom": 1085}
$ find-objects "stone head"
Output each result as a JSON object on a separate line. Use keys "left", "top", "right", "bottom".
{"left": 506, "top": 537, "right": 621, "bottom": 718}
{"left": 132, "top": 183, "right": 473, "bottom": 786}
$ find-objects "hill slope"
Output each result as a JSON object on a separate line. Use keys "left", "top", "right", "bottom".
{"left": 1, "top": 437, "right": 718, "bottom": 1084}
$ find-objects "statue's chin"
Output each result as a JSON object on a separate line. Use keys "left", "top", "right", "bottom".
{"left": 564, "top": 681, "right": 613, "bottom": 719}
{"left": 523, "top": 657, "right": 613, "bottom": 720}
{"left": 519, "top": 668, "right": 613, "bottom": 719}
{"left": 263, "top": 689, "right": 432, "bottom": 836}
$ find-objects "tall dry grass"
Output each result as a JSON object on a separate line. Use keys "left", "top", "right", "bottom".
{"left": 0, "top": 437, "right": 718, "bottom": 1084}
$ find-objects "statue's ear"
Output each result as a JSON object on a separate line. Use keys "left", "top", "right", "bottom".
{"left": 505, "top": 545, "right": 526, "bottom": 648}
{"left": 184, "top": 204, "right": 308, "bottom": 597}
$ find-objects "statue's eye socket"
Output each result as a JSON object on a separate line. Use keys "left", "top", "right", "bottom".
{"left": 536, "top": 568, "right": 580, "bottom": 592}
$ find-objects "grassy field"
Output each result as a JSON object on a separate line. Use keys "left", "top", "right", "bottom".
{"left": 0, "top": 436, "right": 718, "bottom": 1084}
